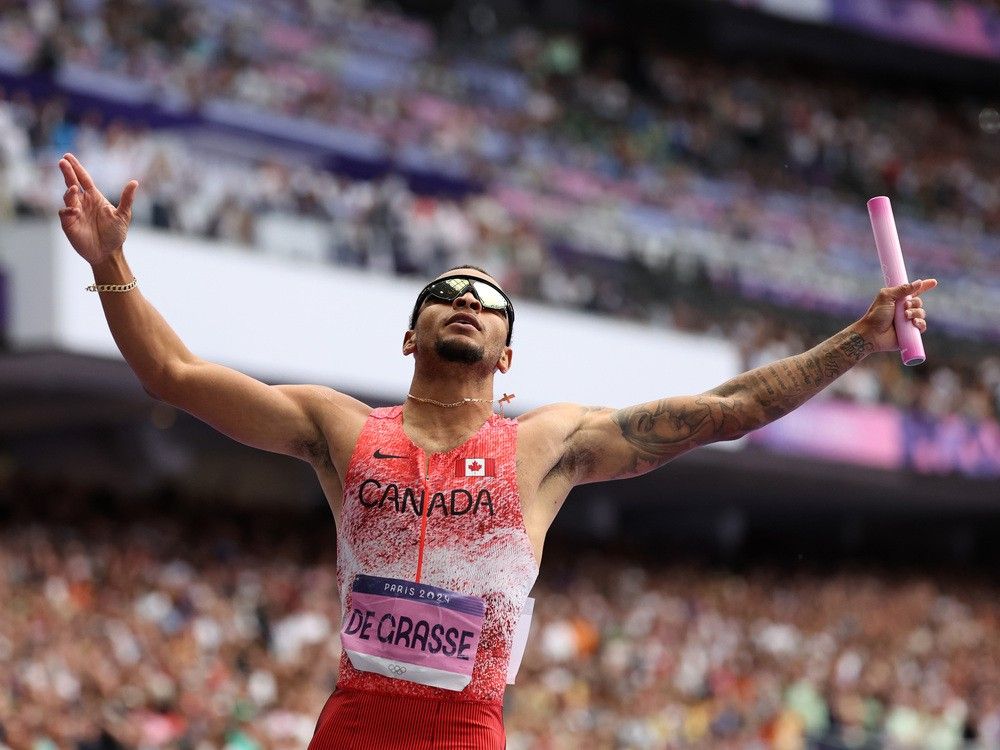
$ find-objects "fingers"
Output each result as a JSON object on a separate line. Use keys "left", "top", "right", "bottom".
{"left": 879, "top": 281, "right": 933, "bottom": 332}
{"left": 885, "top": 278, "right": 938, "bottom": 300}
{"left": 58, "top": 157, "right": 81, "bottom": 190}
{"left": 902, "top": 294, "right": 928, "bottom": 330}
{"left": 62, "top": 184, "right": 81, "bottom": 210}
{"left": 117, "top": 180, "right": 138, "bottom": 217}
{"left": 63, "top": 152, "right": 97, "bottom": 192}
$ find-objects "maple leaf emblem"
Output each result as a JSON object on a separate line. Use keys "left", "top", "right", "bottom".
{"left": 468, "top": 460, "right": 482, "bottom": 472}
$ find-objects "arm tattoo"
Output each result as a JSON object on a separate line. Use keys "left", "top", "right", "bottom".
{"left": 612, "top": 395, "right": 748, "bottom": 475}
{"left": 610, "top": 329, "right": 874, "bottom": 476}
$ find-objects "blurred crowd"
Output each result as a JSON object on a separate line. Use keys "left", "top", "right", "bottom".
{"left": 0, "top": 504, "right": 336, "bottom": 750}
{"left": 0, "top": 1, "right": 999, "bottom": 432}
{"left": 1, "top": 490, "right": 998, "bottom": 750}
{"left": 510, "top": 557, "right": 1000, "bottom": 750}
{"left": 0, "top": 0, "right": 997, "bottom": 230}
{"left": 2, "top": 90, "right": 999, "bottom": 433}
{"left": 1, "top": 0, "right": 998, "bottom": 290}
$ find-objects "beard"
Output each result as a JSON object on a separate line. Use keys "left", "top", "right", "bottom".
{"left": 435, "top": 336, "right": 485, "bottom": 365}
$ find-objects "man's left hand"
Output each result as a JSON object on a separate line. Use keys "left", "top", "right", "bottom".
{"left": 856, "top": 279, "right": 938, "bottom": 353}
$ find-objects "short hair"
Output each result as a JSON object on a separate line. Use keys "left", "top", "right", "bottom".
{"left": 445, "top": 264, "right": 494, "bottom": 278}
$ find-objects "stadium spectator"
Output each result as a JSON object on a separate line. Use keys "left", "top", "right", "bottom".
{"left": 1, "top": 484, "right": 998, "bottom": 749}
{"left": 3, "top": 88, "right": 998, "bottom": 442}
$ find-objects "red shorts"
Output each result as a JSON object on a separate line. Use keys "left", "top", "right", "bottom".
{"left": 308, "top": 687, "right": 505, "bottom": 750}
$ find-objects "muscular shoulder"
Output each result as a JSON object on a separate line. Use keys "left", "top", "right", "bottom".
{"left": 517, "top": 402, "right": 593, "bottom": 437}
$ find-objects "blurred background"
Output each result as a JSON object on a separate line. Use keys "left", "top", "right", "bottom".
{"left": 1, "top": 0, "right": 999, "bottom": 748}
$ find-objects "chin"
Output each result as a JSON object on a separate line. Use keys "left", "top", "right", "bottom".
{"left": 435, "top": 337, "right": 485, "bottom": 365}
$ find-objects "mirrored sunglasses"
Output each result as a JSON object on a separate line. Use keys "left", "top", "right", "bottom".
{"left": 410, "top": 275, "right": 515, "bottom": 344}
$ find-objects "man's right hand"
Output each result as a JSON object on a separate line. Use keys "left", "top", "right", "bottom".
{"left": 58, "top": 153, "right": 138, "bottom": 266}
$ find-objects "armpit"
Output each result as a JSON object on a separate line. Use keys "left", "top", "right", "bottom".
{"left": 552, "top": 441, "right": 600, "bottom": 480}
{"left": 290, "top": 437, "right": 335, "bottom": 470}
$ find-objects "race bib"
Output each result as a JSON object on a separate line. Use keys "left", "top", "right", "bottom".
{"left": 342, "top": 574, "right": 485, "bottom": 691}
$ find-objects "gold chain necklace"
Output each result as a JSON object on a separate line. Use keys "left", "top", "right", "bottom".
{"left": 407, "top": 392, "right": 516, "bottom": 413}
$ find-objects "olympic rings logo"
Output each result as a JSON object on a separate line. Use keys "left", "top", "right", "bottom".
{"left": 387, "top": 664, "right": 407, "bottom": 676}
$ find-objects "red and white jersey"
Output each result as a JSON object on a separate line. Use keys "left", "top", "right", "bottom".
{"left": 336, "top": 406, "right": 538, "bottom": 704}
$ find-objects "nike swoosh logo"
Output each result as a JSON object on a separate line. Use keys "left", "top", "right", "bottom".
{"left": 373, "top": 449, "right": 407, "bottom": 460}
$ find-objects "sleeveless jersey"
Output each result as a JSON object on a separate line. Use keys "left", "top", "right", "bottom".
{"left": 335, "top": 405, "right": 538, "bottom": 704}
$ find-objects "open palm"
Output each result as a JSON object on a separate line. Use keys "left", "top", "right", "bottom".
{"left": 58, "top": 153, "right": 138, "bottom": 266}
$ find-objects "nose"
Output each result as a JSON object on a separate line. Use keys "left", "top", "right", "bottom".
{"left": 452, "top": 291, "right": 482, "bottom": 313}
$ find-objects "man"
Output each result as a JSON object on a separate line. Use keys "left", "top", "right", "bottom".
{"left": 57, "top": 152, "right": 934, "bottom": 749}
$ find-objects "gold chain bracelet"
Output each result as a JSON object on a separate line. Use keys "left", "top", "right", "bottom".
{"left": 86, "top": 278, "right": 138, "bottom": 293}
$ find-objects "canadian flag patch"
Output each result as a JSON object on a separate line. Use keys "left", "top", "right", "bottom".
{"left": 455, "top": 457, "right": 496, "bottom": 478}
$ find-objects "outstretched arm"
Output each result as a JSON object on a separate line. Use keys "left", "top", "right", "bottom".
{"left": 550, "top": 280, "right": 936, "bottom": 484}
{"left": 57, "top": 153, "right": 362, "bottom": 466}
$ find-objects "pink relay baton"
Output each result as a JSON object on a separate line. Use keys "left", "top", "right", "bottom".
{"left": 867, "top": 196, "right": 926, "bottom": 366}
